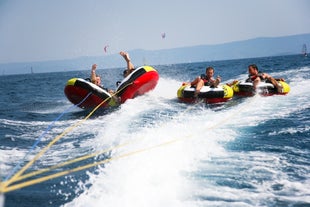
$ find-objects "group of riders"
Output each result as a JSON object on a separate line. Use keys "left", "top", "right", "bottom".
{"left": 90, "top": 51, "right": 284, "bottom": 96}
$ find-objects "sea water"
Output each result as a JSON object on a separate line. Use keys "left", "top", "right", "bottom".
{"left": 0, "top": 55, "right": 309, "bottom": 207}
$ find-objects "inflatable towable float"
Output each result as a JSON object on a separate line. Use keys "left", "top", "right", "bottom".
{"left": 115, "top": 66, "right": 159, "bottom": 103}
{"left": 231, "top": 80, "right": 290, "bottom": 96}
{"left": 177, "top": 83, "right": 234, "bottom": 104}
{"left": 64, "top": 66, "right": 159, "bottom": 109}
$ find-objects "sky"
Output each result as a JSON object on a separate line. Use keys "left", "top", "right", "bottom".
{"left": 0, "top": 0, "right": 309, "bottom": 64}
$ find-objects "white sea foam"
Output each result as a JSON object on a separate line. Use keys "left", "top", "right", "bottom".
{"left": 0, "top": 60, "right": 309, "bottom": 207}
{"left": 59, "top": 79, "right": 242, "bottom": 206}
{"left": 2, "top": 66, "right": 307, "bottom": 207}
{"left": 62, "top": 70, "right": 310, "bottom": 206}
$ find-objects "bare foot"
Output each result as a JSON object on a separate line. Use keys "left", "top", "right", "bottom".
{"left": 120, "top": 51, "right": 131, "bottom": 62}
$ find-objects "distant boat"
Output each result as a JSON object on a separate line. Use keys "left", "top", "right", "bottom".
{"left": 31, "top": 67, "right": 34, "bottom": 74}
{"left": 302, "top": 44, "right": 308, "bottom": 57}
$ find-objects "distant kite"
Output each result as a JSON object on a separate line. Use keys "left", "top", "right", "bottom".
{"left": 104, "top": 45, "right": 109, "bottom": 53}
{"left": 161, "top": 33, "right": 166, "bottom": 39}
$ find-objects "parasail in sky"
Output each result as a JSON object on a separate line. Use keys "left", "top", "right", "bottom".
{"left": 161, "top": 33, "right": 166, "bottom": 39}
{"left": 104, "top": 45, "right": 109, "bottom": 53}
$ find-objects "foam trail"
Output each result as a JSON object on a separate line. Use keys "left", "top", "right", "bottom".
{"left": 62, "top": 78, "right": 240, "bottom": 207}
{"left": 63, "top": 66, "right": 310, "bottom": 206}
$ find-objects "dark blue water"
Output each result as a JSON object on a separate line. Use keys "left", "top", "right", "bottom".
{"left": 1, "top": 55, "right": 309, "bottom": 207}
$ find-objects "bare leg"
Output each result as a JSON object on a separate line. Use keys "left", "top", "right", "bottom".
{"left": 91, "top": 64, "right": 97, "bottom": 84}
{"left": 120, "top": 51, "right": 135, "bottom": 77}
{"left": 190, "top": 77, "right": 203, "bottom": 96}
{"left": 196, "top": 79, "right": 204, "bottom": 91}
{"left": 253, "top": 78, "right": 260, "bottom": 90}
{"left": 263, "top": 73, "right": 283, "bottom": 93}
{"left": 194, "top": 79, "right": 204, "bottom": 96}
{"left": 190, "top": 76, "right": 200, "bottom": 86}
{"left": 269, "top": 77, "right": 283, "bottom": 93}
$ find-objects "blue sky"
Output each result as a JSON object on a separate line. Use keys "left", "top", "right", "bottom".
{"left": 0, "top": 0, "right": 309, "bottom": 63}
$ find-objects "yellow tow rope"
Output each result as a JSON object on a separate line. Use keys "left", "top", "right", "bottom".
{"left": 0, "top": 85, "right": 258, "bottom": 194}
{"left": 0, "top": 82, "right": 133, "bottom": 193}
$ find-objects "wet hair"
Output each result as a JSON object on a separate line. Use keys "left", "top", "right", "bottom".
{"left": 248, "top": 64, "right": 258, "bottom": 71}
{"left": 205, "top": 66, "right": 214, "bottom": 73}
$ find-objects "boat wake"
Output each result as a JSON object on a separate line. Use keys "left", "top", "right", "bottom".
{"left": 1, "top": 64, "right": 309, "bottom": 207}
{"left": 62, "top": 66, "right": 310, "bottom": 207}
